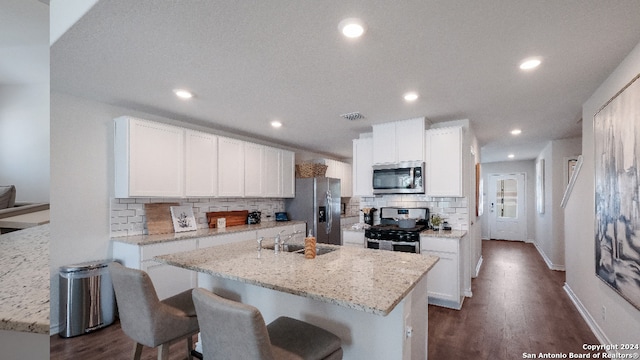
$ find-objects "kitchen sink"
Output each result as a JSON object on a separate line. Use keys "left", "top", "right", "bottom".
{"left": 263, "top": 244, "right": 337, "bottom": 256}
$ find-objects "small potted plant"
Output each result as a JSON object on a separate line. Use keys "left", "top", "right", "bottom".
{"left": 430, "top": 214, "right": 443, "bottom": 231}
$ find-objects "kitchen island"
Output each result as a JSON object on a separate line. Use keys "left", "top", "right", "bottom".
{"left": 0, "top": 224, "right": 50, "bottom": 359}
{"left": 155, "top": 238, "right": 439, "bottom": 359}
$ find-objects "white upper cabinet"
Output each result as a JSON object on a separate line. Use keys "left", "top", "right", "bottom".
{"left": 114, "top": 116, "right": 185, "bottom": 198}
{"left": 352, "top": 136, "right": 373, "bottom": 197}
{"left": 281, "top": 150, "right": 295, "bottom": 198}
{"left": 115, "top": 117, "right": 294, "bottom": 199}
{"left": 218, "top": 136, "right": 245, "bottom": 197}
{"left": 425, "top": 126, "right": 463, "bottom": 197}
{"left": 372, "top": 122, "right": 396, "bottom": 164}
{"left": 185, "top": 130, "right": 218, "bottom": 197}
{"left": 317, "top": 158, "right": 352, "bottom": 198}
{"left": 372, "top": 118, "right": 425, "bottom": 164}
{"left": 262, "top": 146, "right": 282, "bottom": 197}
{"left": 244, "top": 142, "right": 264, "bottom": 197}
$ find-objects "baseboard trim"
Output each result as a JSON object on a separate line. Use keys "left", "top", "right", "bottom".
{"left": 563, "top": 283, "right": 609, "bottom": 345}
{"left": 474, "top": 256, "right": 483, "bottom": 278}
{"left": 428, "top": 296, "right": 464, "bottom": 310}
{"left": 532, "top": 241, "right": 566, "bottom": 271}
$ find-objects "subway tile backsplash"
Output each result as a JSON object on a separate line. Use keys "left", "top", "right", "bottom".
{"left": 112, "top": 195, "right": 362, "bottom": 237}
{"left": 358, "top": 195, "right": 470, "bottom": 231}
{"left": 110, "top": 197, "right": 285, "bottom": 237}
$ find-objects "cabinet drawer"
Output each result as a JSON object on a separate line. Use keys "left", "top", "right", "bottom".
{"left": 342, "top": 230, "right": 365, "bottom": 247}
{"left": 420, "top": 236, "right": 459, "bottom": 253}
{"left": 140, "top": 239, "right": 197, "bottom": 260}
{"left": 198, "top": 232, "right": 256, "bottom": 249}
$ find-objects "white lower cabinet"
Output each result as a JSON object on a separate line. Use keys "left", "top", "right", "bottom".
{"left": 420, "top": 235, "right": 463, "bottom": 309}
{"left": 342, "top": 229, "right": 365, "bottom": 248}
{"left": 198, "top": 231, "right": 257, "bottom": 249}
{"left": 112, "top": 224, "right": 307, "bottom": 300}
{"left": 141, "top": 260, "right": 197, "bottom": 300}
{"left": 112, "top": 239, "right": 198, "bottom": 300}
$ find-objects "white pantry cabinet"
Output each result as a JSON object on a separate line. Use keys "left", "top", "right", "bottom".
{"left": 218, "top": 136, "right": 245, "bottom": 197}
{"left": 352, "top": 136, "right": 373, "bottom": 197}
{"left": 185, "top": 130, "right": 218, "bottom": 197}
{"left": 425, "top": 126, "right": 463, "bottom": 197}
{"left": 114, "top": 116, "right": 185, "bottom": 198}
{"left": 372, "top": 118, "right": 425, "bottom": 165}
{"left": 420, "top": 235, "right": 463, "bottom": 309}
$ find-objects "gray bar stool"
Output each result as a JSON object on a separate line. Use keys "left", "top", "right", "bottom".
{"left": 109, "top": 262, "right": 200, "bottom": 360}
{"left": 192, "top": 288, "right": 343, "bottom": 360}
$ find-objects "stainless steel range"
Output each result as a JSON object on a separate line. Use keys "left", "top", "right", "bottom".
{"left": 365, "top": 207, "right": 429, "bottom": 253}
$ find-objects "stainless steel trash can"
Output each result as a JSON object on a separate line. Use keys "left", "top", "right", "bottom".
{"left": 59, "top": 260, "right": 115, "bottom": 337}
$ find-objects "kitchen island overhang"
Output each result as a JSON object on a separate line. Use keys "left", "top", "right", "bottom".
{"left": 155, "top": 239, "right": 438, "bottom": 359}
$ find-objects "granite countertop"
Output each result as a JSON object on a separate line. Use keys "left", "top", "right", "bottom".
{"left": 112, "top": 220, "right": 307, "bottom": 246}
{"left": 155, "top": 239, "right": 439, "bottom": 316}
{"left": 0, "top": 224, "right": 50, "bottom": 334}
{"left": 420, "top": 229, "right": 467, "bottom": 238}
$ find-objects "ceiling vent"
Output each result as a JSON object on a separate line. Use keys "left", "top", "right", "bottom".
{"left": 340, "top": 112, "right": 365, "bottom": 121}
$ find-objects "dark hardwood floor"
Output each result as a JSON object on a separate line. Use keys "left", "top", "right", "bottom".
{"left": 51, "top": 240, "right": 598, "bottom": 359}
{"left": 429, "top": 240, "right": 599, "bottom": 359}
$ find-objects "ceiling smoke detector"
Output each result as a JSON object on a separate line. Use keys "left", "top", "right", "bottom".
{"left": 340, "top": 112, "right": 365, "bottom": 121}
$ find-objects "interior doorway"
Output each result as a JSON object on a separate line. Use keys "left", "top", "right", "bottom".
{"left": 488, "top": 173, "right": 527, "bottom": 241}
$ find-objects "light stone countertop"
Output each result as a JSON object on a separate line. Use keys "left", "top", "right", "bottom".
{"left": 420, "top": 229, "right": 467, "bottom": 238}
{"left": 0, "top": 224, "right": 50, "bottom": 334}
{"left": 112, "top": 220, "right": 306, "bottom": 246}
{"left": 155, "top": 239, "right": 439, "bottom": 316}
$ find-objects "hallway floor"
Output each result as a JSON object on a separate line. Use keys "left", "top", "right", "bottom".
{"left": 428, "top": 239, "right": 599, "bottom": 359}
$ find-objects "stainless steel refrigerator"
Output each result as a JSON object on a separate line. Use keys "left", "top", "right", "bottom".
{"left": 285, "top": 177, "right": 341, "bottom": 245}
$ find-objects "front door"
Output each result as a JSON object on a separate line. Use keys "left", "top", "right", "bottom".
{"left": 488, "top": 173, "right": 526, "bottom": 241}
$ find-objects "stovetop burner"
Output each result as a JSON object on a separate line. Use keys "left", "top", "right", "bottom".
{"left": 364, "top": 207, "right": 430, "bottom": 243}
{"left": 368, "top": 224, "right": 428, "bottom": 233}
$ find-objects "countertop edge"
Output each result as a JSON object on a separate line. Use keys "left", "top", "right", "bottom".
{"left": 111, "top": 220, "right": 307, "bottom": 245}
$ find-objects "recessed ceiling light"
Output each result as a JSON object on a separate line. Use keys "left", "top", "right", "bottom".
{"left": 338, "top": 18, "right": 366, "bottom": 38}
{"left": 174, "top": 89, "right": 193, "bottom": 99}
{"left": 403, "top": 92, "right": 419, "bottom": 102}
{"left": 511, "top": 129, "right": 522, "bottom": 135}
{"left": 270, "top": 120, "right": 282, "bottom": 128}
{"left": 519, "top": 57, "right": 542, "bottom": 70}
{"left": 508, "top": 154, "right": 515, "bottom": 159}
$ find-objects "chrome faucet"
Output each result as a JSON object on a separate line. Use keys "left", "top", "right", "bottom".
{"left": 274, "top": 230, "right": 304, "bottom": 253}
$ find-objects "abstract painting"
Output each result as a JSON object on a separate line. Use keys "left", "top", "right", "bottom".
{"left": 594, "top": 73, "right": 640, "bottom": 310}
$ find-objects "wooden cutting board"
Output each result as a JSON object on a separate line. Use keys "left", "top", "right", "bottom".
{"left": 145, "top": 202, "right": 180, "bottom": 235}
{"left": 206, "top": 210, "right": 249, "bottom": 228}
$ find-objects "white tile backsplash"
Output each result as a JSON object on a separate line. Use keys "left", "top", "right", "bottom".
{"left": 358, "top": 194, "right": 470, "bottom": 230}
{"left": 110, "top": 197, "right": 285, "bottom": 237}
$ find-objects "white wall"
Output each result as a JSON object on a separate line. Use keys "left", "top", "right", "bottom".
{"left": 534, "top": 138, "right": 582, "bottom": 270}
{"left": 0, "top": 84, "right": 50, "bottom": 202}
{"left": 564, "top": 40, "right": 640, "bottom": 345}
{"left": 480, "top": 159, "right": 536, "bottom": 242}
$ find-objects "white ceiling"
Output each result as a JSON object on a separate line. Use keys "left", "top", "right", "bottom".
{"left": 51, "top": 1, "right": 640, "bottom": 163}
{"left": 0, "top": 0, "right": 48, "bottom": 85}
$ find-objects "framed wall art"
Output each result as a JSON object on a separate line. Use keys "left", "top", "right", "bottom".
{"left": 170, "top": 205, "right": 197, "bottom": 233}
{"left": 594, "top": 73, "right": 640, "bottom": 310}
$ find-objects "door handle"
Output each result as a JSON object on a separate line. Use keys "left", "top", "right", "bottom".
{"left": 326, "top": 190, "right": 332, "bottom": 234}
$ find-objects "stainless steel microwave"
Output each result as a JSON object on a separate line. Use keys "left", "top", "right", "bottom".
{"left": 372, "top": 161, "right": 425, "bottom": 194}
